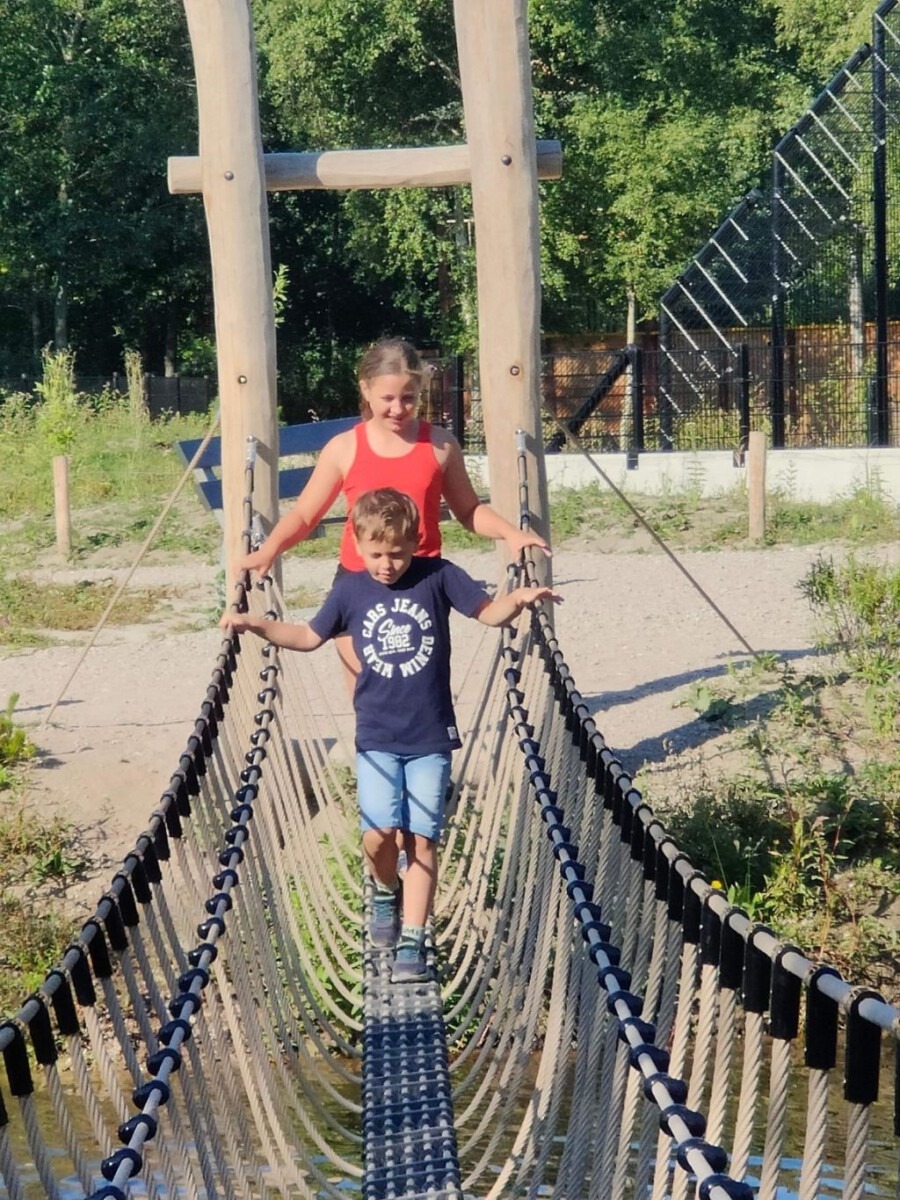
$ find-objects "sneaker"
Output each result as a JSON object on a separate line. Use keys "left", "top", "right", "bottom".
{"left": 396, "top": 850, "right": 408, "bottom": 879}
{"left": 369, "top": 889, "right": 400, "bottom": 948}
{"left": 391, "top": 944, "right": 430, "bottom": 983}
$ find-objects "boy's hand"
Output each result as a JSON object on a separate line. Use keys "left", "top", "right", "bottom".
{"left": 219, "top": 611, "right": 252, "bottom": 633}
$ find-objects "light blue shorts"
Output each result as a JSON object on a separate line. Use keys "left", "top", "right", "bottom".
{"left": 356, "top": 750, "right": 452, "bottom": 843}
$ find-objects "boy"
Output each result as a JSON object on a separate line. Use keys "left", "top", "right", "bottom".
{"left": 222, "top": 487, "right": 559, "bottom": 983}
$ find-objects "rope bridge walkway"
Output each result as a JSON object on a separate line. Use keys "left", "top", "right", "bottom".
{"left": 2, "top": 461, "right": 900, "bottom": 1200}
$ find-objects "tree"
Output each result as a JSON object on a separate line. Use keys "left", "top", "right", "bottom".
{"left": 253, "top": 0, "right": 844, "bottom": 342}
{"left": 529, "top": 0, "right": 825, "bottom": 331}
{"left": 0, "top": 0, "right": 208, "bottom": 375}
{"left": 256, "top": 0, "right": 476, "bottom": 359}
{"left": 2, "top": 0, "right": 879, "bottom": 384}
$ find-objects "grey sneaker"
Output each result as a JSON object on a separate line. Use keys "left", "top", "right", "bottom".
{"left": 391, "top": 944, "right": 430, "bottom": 983}
{"left": 369, "top": 890, "right": 400, "bottom": 948}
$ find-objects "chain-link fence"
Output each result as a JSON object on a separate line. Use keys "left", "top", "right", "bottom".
{"left": 652, "top": 0, "right": 900, "bottom": 451}
{"left": 420, "top": 329, "right": 900, "bottom": 454}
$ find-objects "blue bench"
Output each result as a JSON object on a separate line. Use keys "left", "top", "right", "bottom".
{"left": 175, "top": 416, "right": 358, "bottom": 520}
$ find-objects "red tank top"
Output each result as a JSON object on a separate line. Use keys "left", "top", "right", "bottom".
{"left": 338, "top": 420, "right": 444, "bottom": 570}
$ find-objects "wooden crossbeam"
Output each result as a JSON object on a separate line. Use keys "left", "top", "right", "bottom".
{"left": 169, "top": 141, "right": 562, "bottom": 194}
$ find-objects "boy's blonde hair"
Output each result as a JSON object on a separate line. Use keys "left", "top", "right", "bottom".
{"left": 352, "top": 488, "right": 420, "bottom": 545}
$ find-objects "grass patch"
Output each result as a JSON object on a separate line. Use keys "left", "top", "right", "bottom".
{"left": 0, "top": 576, "right": 173, "bottom": 648}
{"left": 439, "top": 522, "right": 483, "bottom": 552}
{"left": 0, "top": 896, "right": 76, "bottom": 1017}
{"left": 288, "top": 524, "right": 344, "bottom": 558}
{"left": 285, "top": 584, "right": 325, "bottom": 610}
{"left": 76, "top": 500, "right": 221, "bottom": 560}
{"left": 0, "top": 693, "right": 36, "bottom": 789}
{"left": 0, "top": 393, "right": 211, "bottom": 519}
{"left": 0, "top": 498, "right": 220, "bottom": 567}
{"left": 0, "top": 390, "right": 218, "bottom": 563}
{"left": 545, "top": 480, "right": 900, "bottom": 551}
{"left": 0, "top": 699, "right": 84, "bottom": 1015}
{"left": 766, "top": 488, "right": 900, "bottom": 546}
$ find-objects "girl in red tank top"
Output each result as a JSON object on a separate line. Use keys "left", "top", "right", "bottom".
{"left": 338, "top": 420, "right": 443, "bottom": 570}
{"left": 238, "top": 337, "right": 550, "bottom": 589}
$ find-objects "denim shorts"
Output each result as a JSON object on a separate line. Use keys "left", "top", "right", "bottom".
{"left": 356, "top": 750, "right": 452, "bottom": 842}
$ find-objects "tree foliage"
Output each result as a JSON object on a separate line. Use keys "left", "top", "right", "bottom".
{"left": 0, "top": 0, "right": 208, "bottom": 374}
{"left": 0, "top": 0, "right": 883, "bottom": 385}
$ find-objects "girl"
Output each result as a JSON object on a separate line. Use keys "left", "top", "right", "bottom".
{"left": 239, "top": 338, "right": 550, "bottom": 683}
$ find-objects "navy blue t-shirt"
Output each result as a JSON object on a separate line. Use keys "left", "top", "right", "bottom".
{"left": 309, "top": 557, "right": 489, "bottom": 754}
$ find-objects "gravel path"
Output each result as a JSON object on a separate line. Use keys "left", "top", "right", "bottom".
{"left": 0, "top": 540, "right": 876, "bottom": 914}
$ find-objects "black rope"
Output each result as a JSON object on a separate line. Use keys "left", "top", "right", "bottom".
{"left": 496, "top": 609, "right": 752, "bottom": 1200}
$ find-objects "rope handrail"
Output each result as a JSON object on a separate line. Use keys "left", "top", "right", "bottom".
{"left": 514, "top": 422, "right": 899, "bottom": 1038}
{"left": 0, "top": 636, "right": 240, "bottom": 1053}
{"left": 494, "top": 581, "right": 752, "bottom": 1200}
{"left": 524, "top": 583, "right": 900, "bottom": 1034}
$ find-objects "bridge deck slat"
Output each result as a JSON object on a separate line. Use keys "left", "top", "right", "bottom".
{"left": 361, "top": 942, "right": 463, "bottom": 1200}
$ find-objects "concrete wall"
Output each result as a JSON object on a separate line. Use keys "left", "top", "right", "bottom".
{"left": 466, "top": 447, "right": 900, "bottom": 504}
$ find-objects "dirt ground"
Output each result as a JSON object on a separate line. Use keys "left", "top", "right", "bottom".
{"left": 1, "top": 537, "right": 858, "bottom": 917}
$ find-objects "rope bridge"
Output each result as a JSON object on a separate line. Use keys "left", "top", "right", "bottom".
{"left": 2, "top": 466, "right": 899, "bottom": 1200}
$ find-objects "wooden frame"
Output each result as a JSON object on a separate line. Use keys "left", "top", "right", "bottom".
{"left": 174, "top": 0, "right": 555, "bottom": 585}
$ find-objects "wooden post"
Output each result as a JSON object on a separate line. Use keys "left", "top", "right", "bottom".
{"left": 53, "top": 455, "right": 72, "bottom": 557}
{"left": 748, "top": 430, "right": 767, "bottom": 542}
{"left": 181, "top": 0, "right": 279, "bottom": 589}
{"left": 454, "top": 0, "right": 551, "bottom": 582}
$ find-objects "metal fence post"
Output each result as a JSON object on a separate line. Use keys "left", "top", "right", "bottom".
{"left": 738, "top": 343, "right": 751, "bottom": 452}
{"left": 770, "top": 154, "right": 786, "bottom": 448}
{"left": 451, "top": 354, "right": 466, "bottom": 445}
{"left": 866, "top": 376, "right": 879, "bottom": 444}
{"left": 873, "top": 7, "right": 890, "bottom": 446}
{"left": 628, "top": 344, "right": 644, "bottom": 462}
{"left": 658, "top": 314, "right": 673, "bottom": 450}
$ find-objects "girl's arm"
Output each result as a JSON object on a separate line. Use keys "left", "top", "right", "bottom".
{"left": 475, "top": 586, "right": 560, "bottom": 628}
{"left": 220, "top": 613, "right": 326, "bottom": 652}
{"left": 237, "top": 434, "right": 349, "bottom": 578}
{"left": 440, "top": 436, "right": 551, "bottom": 557}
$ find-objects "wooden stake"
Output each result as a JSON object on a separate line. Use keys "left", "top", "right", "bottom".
{"left": 748, "top": 430, "right": 767, "bottom": 542}
{"left": 53, "top": 455, "right": 71, "bottom": 557}
{"left": 454, "top": 0, "right": 551, "bottom": 582}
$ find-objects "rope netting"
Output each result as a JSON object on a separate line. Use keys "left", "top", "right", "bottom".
{"left": 1, "top": 449, "right": 899, "bottom": 1200}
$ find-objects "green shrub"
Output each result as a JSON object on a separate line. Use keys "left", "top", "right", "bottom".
{"left": 799, "top": 555, "right": 900, "bottom": 735}
{"left": 658, "top": 778, "right": 782, "bottom": 896}
{"left": 0, "top": 801, "right": 85, "bottom": 1015}
{"left": 0, "top": 695, "right": 35, "bottom": 776}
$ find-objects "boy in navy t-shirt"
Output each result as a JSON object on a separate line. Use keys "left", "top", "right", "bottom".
{"left": 223, "top": 487, "right": 558, "bottom": 982}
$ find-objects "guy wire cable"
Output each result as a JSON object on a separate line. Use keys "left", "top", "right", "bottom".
{"left": 42, "top": 407, "right": 223, "bottom": 728}
{"left": 542, "top": 411, "right": 760, "bottom": 660}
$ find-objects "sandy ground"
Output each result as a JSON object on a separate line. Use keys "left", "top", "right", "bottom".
{"left": 0, "top": 540, "right": 872, "bottom": 914}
